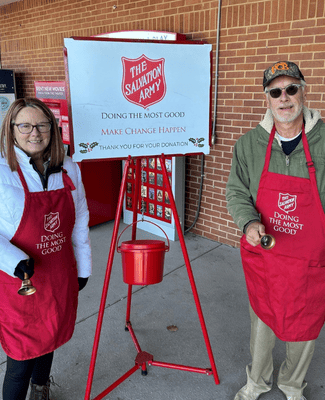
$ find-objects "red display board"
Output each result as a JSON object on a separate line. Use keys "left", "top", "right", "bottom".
{"left": 126, "top": 156, "right": 172, "bottom": 224}
{"left": 34, "top": 81, "right": 70, "bottom": 144}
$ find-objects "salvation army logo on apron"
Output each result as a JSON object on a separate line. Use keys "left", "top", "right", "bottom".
{"left": 278, "top": 193, "right": 297, "bottom": 213}
{"left": 44, "top": 212, "right": 60, "bottom": 233}
{"left": 121, "top": 54, "right": 166, "bottom": 109}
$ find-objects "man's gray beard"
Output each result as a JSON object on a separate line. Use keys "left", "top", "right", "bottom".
{"left": 272, "top": 103, "right": 303, "bottom": 123}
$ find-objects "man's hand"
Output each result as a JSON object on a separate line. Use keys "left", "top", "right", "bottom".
{"left": 245, "top": 221, "right": 265, "bottom": 246}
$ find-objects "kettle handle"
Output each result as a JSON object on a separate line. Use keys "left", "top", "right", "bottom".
{"left": 117, "top": 219, "right": 170, "bottom": 253}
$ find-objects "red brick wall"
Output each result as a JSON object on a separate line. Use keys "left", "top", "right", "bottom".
{"left": 1, "top": 0, "right": 325, "bottom": 247}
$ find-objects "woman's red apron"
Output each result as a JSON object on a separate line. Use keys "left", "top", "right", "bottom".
{"left": 241, "top": 125, "right": 325, "bottom": 341}
{"left": 0, "top": 166, "right": 79, "bottom": 360}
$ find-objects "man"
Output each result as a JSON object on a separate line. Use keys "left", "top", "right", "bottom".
{"left": 226, "top": 61, "right": 325, "bottom": 400}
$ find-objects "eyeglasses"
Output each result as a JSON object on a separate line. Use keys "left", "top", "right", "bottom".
{"left": 265, "top": 83, "right": 303, "bottom": 99}
{"left": 13, "top": 122, "right": 52, "bottom": 134}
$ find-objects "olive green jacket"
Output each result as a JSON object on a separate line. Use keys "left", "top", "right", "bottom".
{"left": 226, "top": 107, "right": 325, "bottom": 232}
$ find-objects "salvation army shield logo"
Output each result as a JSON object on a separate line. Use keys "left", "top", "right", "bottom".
{"left": 44, "top": 212, "right": 60, "bottom": 233}
{"left": 121, "top": 55, "right": 166, "bottom": 109}
{"left": 278, "top": 193, "right": 297, "bottom": 213}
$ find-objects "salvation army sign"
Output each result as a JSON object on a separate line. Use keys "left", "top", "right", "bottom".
{"left": 64, "top": 37, "right": 212, "bottom": 161}
{"left": 121, "top": 55, "right": 166, "bottom": 109}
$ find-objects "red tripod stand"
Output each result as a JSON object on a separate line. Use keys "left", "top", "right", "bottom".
{"left": 84, "top": 154, "right": 219, "bottom": 400}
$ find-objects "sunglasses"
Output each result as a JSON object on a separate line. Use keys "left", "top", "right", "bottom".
{"left": 265, "top": 83, "right": 303, "bottom": 99}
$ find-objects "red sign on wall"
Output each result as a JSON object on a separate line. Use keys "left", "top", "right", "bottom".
{"left": 34, "top": 81, "right": 70, "bottom": 144}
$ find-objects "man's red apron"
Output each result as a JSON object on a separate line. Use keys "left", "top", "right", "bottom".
{"left": 241, "top": 125, "right": 325, "bottom": 341}
{"left": 0, "top": 166, "right": 79, "bottom": 360}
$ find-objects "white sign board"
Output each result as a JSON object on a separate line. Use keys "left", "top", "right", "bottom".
{"left": 94, "top": 30, "right": 185, "bottom": 41}
{"left": 64, "top": 38, "right": 212, "bottom": 161}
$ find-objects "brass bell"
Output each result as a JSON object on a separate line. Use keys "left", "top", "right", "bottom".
{"left": 260, "top": 234, "right": 276, "bottom": 250}
{"left": 18, "top": 273, "right": 36, "bottom": 296}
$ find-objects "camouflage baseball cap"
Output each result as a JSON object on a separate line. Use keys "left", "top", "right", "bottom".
{"left": 263, "top": 61, "right": 305, "bottom": 88}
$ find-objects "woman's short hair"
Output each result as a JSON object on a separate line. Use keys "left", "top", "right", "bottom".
{"left": 0, "top": 97, "right": 65, "bottom": 171}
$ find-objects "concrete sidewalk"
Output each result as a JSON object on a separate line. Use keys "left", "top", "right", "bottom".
{"left": 0, "top": 220, "right": 324, "bottom": 399}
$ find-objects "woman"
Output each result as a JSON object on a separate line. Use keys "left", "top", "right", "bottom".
{"left": 0, "top": 98, "right": 92, "bottom": 400}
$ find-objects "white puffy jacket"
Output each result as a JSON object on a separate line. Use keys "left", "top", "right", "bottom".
{"left": 0, "top": 147, "right": 92, "bottom": 278}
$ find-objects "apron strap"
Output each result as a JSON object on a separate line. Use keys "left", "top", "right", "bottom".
{"left": 17, "top": 165, "right": 29, "bottom": 194}
{"left": 17, "top": 165, "right": 76, "bottom": 192}
{"left": 301, "top": 127, "right": 325, "bottom": 226}
{"left": 256, "top": 125, "right": 276, "bottom": 197}
{"left": 261, "top": 124, "right": 277, "bottom": 174}
{"left": 62, "top": 168, "right": 76, "bottom": 191}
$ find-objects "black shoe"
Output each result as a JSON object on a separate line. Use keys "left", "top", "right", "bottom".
{"left": 29, "top": 376, "right": 57, "bottom": 400}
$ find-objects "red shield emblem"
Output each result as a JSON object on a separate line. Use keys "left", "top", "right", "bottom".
{"left": 44, "top": 212, "right": 60, "bottom": 233}
{"left": 121, "top": 55, "right": 166, "bottom": 109}
{"left": 278, "top": 193, "right": 297, "bottom": 213}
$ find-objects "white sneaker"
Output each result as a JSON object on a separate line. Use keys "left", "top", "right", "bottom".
{"left": 234, "top": 384, "right": 267, "bottom": 400}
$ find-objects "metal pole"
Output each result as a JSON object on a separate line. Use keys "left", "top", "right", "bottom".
{"left": 211, "top": 0, "right": 222, "bottom": 145}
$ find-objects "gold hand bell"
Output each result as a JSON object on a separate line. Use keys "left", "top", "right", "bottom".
{"left": 260, "top": 234, "right": 276, "bottom": 250}
{"left": 18, "top": 272, "right": 36, "bottom": 296}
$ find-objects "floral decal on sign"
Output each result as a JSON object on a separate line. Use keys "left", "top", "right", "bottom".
{"left": 189, "top": 137, "right": 205, "bottom": 148}
{"left": 79, "top": 142, "right": 99, "bottom": 154}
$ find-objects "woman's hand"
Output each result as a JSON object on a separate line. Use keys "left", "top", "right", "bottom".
{"left": 78, "top": 277, "right": 89, "bottom": 291}
{"left": 14, "top": 258, "right": 35, "bottom": 280}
